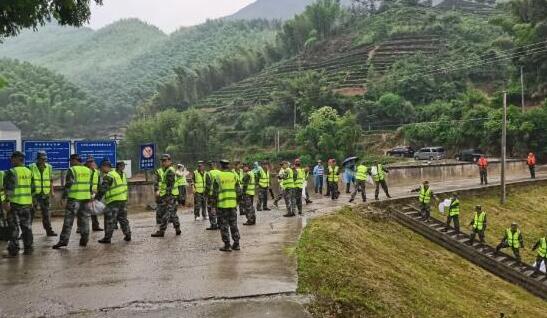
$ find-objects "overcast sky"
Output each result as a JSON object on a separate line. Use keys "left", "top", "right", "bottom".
{"left": 88, "top": 0, "right": 256, "bottom": 33}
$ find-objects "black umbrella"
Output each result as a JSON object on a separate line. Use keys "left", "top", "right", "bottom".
{"left": 343, "top": 156, "right": 359, "bottom": 166}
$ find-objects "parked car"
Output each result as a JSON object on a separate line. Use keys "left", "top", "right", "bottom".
{"left": 456, "top": 148, "right": 485, "bottom": 162}
{"left": 386, "top": 146, "right": 415, "bottom": 157}
{"left": 414, "top": 147, "right": 446, "bottom": 160}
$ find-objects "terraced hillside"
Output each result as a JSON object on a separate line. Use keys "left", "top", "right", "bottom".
{"left": 435, "top": 0, "right": 496, "bottom": 15}
{"left": 194, "top": 34, "right": 444, "bottom": 113}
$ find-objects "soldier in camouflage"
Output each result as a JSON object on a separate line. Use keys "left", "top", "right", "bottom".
{"left": 96, "top": 160, "right": 132, "bottom": 243}
{"left": 241, "top": 163, "right": 256, "bottom": 225}
{"left": 205, "top": 161, "right": 220, "bottom": 230}
{"left": 3, "top": 151, "right": 34, "bottom": 256}
{"left": 213, "top": 160, "right": 241, "bottom": 252}
{"left": 53, "top": 154, "right": 93, "bottom": 249}
{"left": 151, "top": 154, "right": 181, "bottom": 237}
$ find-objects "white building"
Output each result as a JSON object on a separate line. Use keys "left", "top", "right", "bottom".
{"left": 0, "top": 121, "right": 22, "bottom": 151}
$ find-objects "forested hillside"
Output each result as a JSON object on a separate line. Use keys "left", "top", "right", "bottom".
{"left": 0, "top": 59, "right": 105, "bottom": 138}
{"left": 121, "top": 0, "right": 547, "bottom": 165}
{"left": 226, "top": 0, "right": 351, "bottom": 21}
{"left": 0, "top": 19, "right": 279, "bottom": 120}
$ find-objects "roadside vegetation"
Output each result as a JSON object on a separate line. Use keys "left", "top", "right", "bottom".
{"left": 297, "top": 206, "right": 546, "bottom": 317}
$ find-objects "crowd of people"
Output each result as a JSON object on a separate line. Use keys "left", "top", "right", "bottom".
{"left": 0, "top": 150, "right": 544, "bottom": 272}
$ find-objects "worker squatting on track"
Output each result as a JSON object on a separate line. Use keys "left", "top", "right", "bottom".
{"left": 1, "top": 152, "right": 546, "bottom": 274}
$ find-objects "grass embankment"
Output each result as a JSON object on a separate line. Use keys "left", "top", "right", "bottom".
{"left": 431, "top": 183, "right": 547, "bottom": 263}
{"left": 297, "top": 207, "right": 546, "bottom": 318}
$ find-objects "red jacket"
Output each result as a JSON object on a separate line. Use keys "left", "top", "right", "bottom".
{"left": 477, "top": 157, "right": 488, "bottom": 169}
{"left": 527, "top": 154, "right": 536, "bottom": 166}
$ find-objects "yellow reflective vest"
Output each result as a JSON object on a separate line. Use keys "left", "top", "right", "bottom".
{"left": 29, "top": 163, "right": 52, "bottom": 195}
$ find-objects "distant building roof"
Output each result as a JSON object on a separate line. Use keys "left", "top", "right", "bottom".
{"left": 0, "top": 121, "right": 20, "bottom": 132}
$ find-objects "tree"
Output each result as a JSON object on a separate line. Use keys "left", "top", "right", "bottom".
{"left": 0, "top": 0, "right": 103, "bottom": 38}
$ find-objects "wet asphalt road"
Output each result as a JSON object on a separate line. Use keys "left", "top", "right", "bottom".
{"left": 0, "top": 173, "right": 544, "bottom": 318}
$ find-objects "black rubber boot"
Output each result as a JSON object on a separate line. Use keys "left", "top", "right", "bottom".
{"left": 79, "top": 238, "right": 88, "bottom": 247}
{"left": 98, "top": 238, "right": 111, "bottom": 244}
{"left": 283, "top": 213, "right": 296, "bottom": 217}
{"left": 175, "top": 228, "right": 182, "bottom": 236}
{"left": 46, "top": 231, "right": 58, "bottom": 237}
{"left": 206, "top": 225, "right": 219, "bottom": 230}
{"left": 232, "top": 242, "right": 240, "bottom": 251}
{"left": 52, "top": 242, "right": 67, "bottom": 249}
{"left": 124, "top": 234, "right": 132, "bottom": 241}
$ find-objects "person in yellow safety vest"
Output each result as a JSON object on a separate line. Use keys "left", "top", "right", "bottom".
{"left": 29, "top": 151, "right": 57, "bottom": 236}
{"left": 53, "top": 154, "right": 94, "bottom": 249}
{"left": 282, "top": 161, "right": 297, "bottom": 217}
{"left": 84, "top": 156, "right": 103, "bottom": 232}
{"left": 442, "top": 193, "right": 461, "bottom": 234}
{"left": 213, "top": 159, "right": 241, "bottom": 252}
{"left": 292, "top": 159, "right": 307, "bottom": 215}
{"left": 495, "top": 222, "right": 525, "bottom": 262}
{"left": 151, "top": 154, "right": 181, "bottom": 238}
{"left": 95, "top": 160, "right": 131, "bottom": 244}
{"left": 0, "top": 169, "right": 8, "bottom": 241}
{"left": 410, "top": 180, "right": 436, "bottom": 222}
{"left": 272, "top": 161, "right": 286, "bottom": 208}
{"left": 241, "top": 163, "right": 256, "bottom": 225}
{"left": 255, "top": 161, "right": 272, "bottom": 211}
{"left": 233, "top": 161, "right": 245, "bottom": 216}
{"left": 326, "top": 159, "right": 340, "bottom": 200}
{"left": 372, "top": 162, "right": 391, "bottom": 200}
{"left": 350, "top": 161, "right": 370, "bottom": 203}
{"left": 467, "top": 205, "right": 487, "bottom": 245}
{"left": 192, "top": 161, "right": 208, "bottom": 222}
{"left": 175, "top": 164, "right": 187, "bottom": 207}
{"left": 303, "top": 165, "right": 313, "bottom": 205}
{"left": 532, "top": 234, "right": 546, "bottom": 273}
{"left": 205, "top": 161, "right": 220, "bottom": 230}
{"left": 3, "top": 151, "right": 34, "bottom": 256}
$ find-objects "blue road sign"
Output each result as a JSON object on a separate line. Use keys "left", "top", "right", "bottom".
{"left": 74, "top": 141, "right": 117, "bottom": 165}
{"left": 0, "top": 140, "right": 16, "bottom": 171}
{"left": 140, "top": 143, "right": 156, "bottom": 171}
{"left": 23, "top": 140, "right": 71, "bottom": 170}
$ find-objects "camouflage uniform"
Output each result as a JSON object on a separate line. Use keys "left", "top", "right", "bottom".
{"left": 3, "top": 168, "right": 34, "bottom": 254}
{"left": 58, "top": 167, "right": 93, "bottom": 245}
{"left": 241, "top": 173, "right": 256, "bottom": 224}
{"left": 154, "top": 167, "right": 180, "bottom": 232}
{"left": 206, "top": 172, "right": 218, "bottom": 227}
{"left": 95, "top": 171, "right": 131, "bottom": 240}
{"left": 213, "top": 170, "right": 241, "bottom": 246}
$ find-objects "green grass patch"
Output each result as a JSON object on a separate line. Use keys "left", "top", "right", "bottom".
{"left": 297, "top": 207, "right": 545, "bottom": 317}
{"left": 431, "top": 183, "right": 547, "bottom": 263}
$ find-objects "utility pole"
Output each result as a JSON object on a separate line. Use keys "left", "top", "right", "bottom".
{"left": 501, "top": 91, "right": 507, "bottom": 204}
{"left": 520, "top": 66, "right": 525, "bottom": 112}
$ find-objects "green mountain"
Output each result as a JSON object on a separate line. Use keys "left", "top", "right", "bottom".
{"left": 0, "top": 19, "right": 278, "bottom": 121}
{"left": 0, "top": 59, "right": 105, "bottom": 138}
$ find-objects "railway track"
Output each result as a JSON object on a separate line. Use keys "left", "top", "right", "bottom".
{"left": 390, "top": 204, "right": 547, "bottom": 300}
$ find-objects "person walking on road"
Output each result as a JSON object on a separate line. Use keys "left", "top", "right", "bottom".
{"left": 175, "top": 164, "right": 187, "bottom": 207}
{"left": 3, "top": 151, "right": 34, "bottom": 256}
{"left": 531, "top": 234, "right": 546, "bottom": 273}
{"left": 313, "top": 160, "right": 324, "bottom": 195}
{"left": 151, "top": 154, "right": 181, "bottom": 238}
{"left": 349, "top": 161, "right": 369, "bottom": 203}
{"left": 477, "top": 155, "right": 488, "bottom": 185}
{"left": 255, "top": 161, "right": 271, "bottom": 211}
{"left": 372, "top": 162, "right": 391, "bottom": 200}
{"left": 241, "top": 163, "right": 256, "bottom": 225}
{"left": 53, "top": 154, "right": 93, "bottom": 249}
{"left": 442, "top": 193, "right": 460, "bottom": 234}
{"left": 496, "top": 222, "right": 524, "bottom": 263}
{"left": 85, "top": 156, "right": 103, "bottom": 232}
{"left": 411, "top": 180, "right": 434, "bottom": 222}
{"left": 527, "top": 152, "right": 537, "bottom": 179}
{"left": 326, "top": 159, "right": 340, "bottom": 200}
{"left": 29, "top": 151, "right": 57, "bottom": 236}
{"left": 293, "top": 159, "right": 306, "bottom": 215}
{"left": 467, "top": 205, "right": 487, "bottom": 245}
{"left": 213, "top": 160, "right": 241, "bottom": 252}
{"left": 281, "top": 161, "right": 296, "bottom": 217}
{"left": 95, "top": 160, "right": 131, "bottom": 244}
{"left": 192, "top": 161, "right": 208, "bottom": 222}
